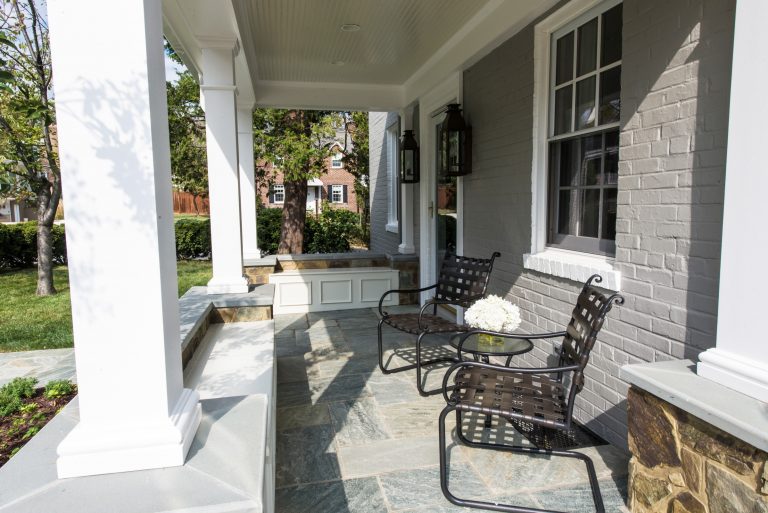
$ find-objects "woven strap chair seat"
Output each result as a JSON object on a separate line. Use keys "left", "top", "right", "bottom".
{"left": 382, "top": 313, "right": 468, "bottom": 335}
{"left": 454, "top": 367, "right": 568, "bottom": 427}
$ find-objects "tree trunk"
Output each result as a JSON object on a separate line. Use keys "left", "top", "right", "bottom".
{"left": 35, "top": 185, "right": 58, "bottom": 296}
{"left": 277, "top": 179, "right": 308, "bottom": 254}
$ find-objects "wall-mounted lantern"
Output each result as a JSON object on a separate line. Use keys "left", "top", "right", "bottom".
{"left": 439, "top": 103, "right": 472, "bottom": 177}
{"left": 400, "top": 129, "right": 420, "bottom": 184}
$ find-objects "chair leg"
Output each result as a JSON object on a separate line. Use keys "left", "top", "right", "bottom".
{"left": 440, "top": 406, "right": 606, "bottom": 513}
{"left": 415, "top": 331, "right": 454, "bottom": 396}
{"left": 378, "top": 320, "right": 455, "bottom": 376}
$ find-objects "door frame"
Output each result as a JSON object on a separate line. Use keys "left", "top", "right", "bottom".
{"left": 418, "top": 72, "right": 464, "bottom": 307}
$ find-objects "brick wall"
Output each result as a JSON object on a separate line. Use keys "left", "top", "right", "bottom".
{"left": 462, "top": 0, "right": 734, "bottom": 448}
{"left": 369, "top": 112, "right": 401, "bottom": 254}
{"left": 257, "top": 146, "right": 360, "bottom": 213}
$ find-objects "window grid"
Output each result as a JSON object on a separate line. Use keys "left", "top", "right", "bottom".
{"left": 547, "top": 1, "right": 621, "bottom": 256}
{"left": 331, "top": 153, "right": 343, "bottom": 168}
{"left": 273, "top": 184, "right": 285, "bottom": 204}
{"left": 331, "top": 184, "right": 343, "bottom": 203}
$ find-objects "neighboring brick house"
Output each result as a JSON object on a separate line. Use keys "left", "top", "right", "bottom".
{"left": 369, "top": 0, "right": 743, "bottom": 452}
{"left": 258, "top": 141, "right": 359, "bottom": 214}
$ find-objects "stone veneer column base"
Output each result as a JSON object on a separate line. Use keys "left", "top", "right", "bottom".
{"left": 627, "top": 386, "right": 768, "bottom": 513}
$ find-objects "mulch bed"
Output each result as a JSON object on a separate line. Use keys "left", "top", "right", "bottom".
{"left": 0, "top": 386, "right": 77, "bottom": 468}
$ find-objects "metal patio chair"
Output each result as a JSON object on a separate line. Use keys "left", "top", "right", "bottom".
{"left": 438, "top": 274, "right": 624, "bottom": 513}
{"left": 377, "top": 251, "right": 501, "bottom": 396}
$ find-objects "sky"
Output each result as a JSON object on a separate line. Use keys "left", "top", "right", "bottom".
{"left": 164, "top": 53, "right": 185, "bottom": 83}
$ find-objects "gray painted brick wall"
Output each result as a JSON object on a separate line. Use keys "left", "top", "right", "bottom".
{"left": 369, "top": 112, "right": 401, "bottom": 254}
{"left": 462, "top": 0, "right": 734, "bottom": 448}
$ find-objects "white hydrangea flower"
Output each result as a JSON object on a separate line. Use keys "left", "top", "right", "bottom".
{"left": 464, "top": 294, "right": 522, "bottom": 333}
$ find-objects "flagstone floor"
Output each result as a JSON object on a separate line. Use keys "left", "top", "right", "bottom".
{"left": 274, "top": 308, "right": 630, "bottom": 513}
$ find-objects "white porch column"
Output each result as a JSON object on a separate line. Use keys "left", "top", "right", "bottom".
{"left": 398, "top": 107, "right": 416, "bottom": 254}
{"left": 697, "top": 0, "right": 768, "bottom": 402}
{"left": 238, "top": 102, "right": 260, "bottom": 261}
{"left": 201, "top": 40, "right": 249, "bottom": 294}
{"left": 48, "top": 0, "right": 200, "bottom": 477}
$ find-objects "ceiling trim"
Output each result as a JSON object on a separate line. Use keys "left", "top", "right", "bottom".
{"left": 253, "top": 80, "right": 404, "bottom": 111}
{"left": 403, "top": 0, "right": 559, "bottom": 106}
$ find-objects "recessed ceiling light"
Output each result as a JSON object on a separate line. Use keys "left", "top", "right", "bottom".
{"left": 331, "top": 60, "right": 345, "bottom": 66}
{"left": 340, "top": 24, "right": 361, "bottom": 32}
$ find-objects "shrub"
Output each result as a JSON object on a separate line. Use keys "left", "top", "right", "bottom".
{"left": 256, "top": 206, "right": 283, "bottom": 256}
{"left": 44, "top": 380, "right": 75, "bottom": 400}
{"left": 304, "top": 205, "right": 361, "bottom": 254}
{"left": 0, "top": 377, "right": 38, "bottom": 417}
{"left": 174, "top": 217, "right": 211, "bottom": 259}
{"left": 0, "top": 222, "right": 67, "bottom": 270}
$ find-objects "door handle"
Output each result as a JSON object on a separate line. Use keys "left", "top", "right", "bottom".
{"left": 429, "top": 201, "right": 434, "bottom": 218}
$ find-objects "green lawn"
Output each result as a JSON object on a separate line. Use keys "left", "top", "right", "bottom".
{"left": 0, "top": 261, "right": 212, "bottom": 353}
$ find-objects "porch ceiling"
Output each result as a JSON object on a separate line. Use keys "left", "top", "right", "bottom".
{"left": 164, "top": 0, "right": 559, "bottom": 111}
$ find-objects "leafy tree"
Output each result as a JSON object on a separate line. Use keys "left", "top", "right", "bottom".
{"left": 0, "top": 0, "right": 61, "bottom": 295}
{"left": 342, "top": 112, "right": 369, "bottom": 243}
{"left": 166, "top": 71, "right": 208, "bottom": 214}
{"left": 165, "top": 44, "right": 208, "bottom": 215}
{"left": 253, "top": 109, "right": 335, "bottom": 254}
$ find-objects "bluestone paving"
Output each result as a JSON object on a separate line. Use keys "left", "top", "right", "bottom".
{"left": 273, "top": 308, "right": 630, "bottom": 512}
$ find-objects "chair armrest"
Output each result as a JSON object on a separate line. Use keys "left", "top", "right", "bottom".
{"left": 441, "top": 360, "right": 580, "bottom": 403}
{"left": 379, "top": 284, "right": 437, "bottom": 317}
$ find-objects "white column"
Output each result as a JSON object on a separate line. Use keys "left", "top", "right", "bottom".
{"left": 697, "top": 0, "right": 768, "bottom": 402}
{"left": 200, "top": 40, "right": 249, "bottom": 294}
{"left": 238, "top": 102, "right": 260, "bottom": 261}
{"left": 48, "top": 0, "right": 200, "bottom": 478}
{"left": 398, "top": 107, "right": 416, "bottom": 254}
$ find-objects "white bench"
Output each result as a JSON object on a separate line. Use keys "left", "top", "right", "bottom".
{"left": 269, "top": 266, "right": 399, "bottom": 314}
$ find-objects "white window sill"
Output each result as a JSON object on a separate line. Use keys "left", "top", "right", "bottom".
{"left": 385, "top": 222, "right": 399, "bottom": 234}
{"left": 523, "top": 248, "right": 621, "bottom": 291}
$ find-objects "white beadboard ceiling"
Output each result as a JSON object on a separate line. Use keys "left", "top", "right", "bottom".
{"left": 234, "top": 0, "right": 490, "bottom": 84}
{"left": 164, "top": 0, "right": 558, "bottom": 109}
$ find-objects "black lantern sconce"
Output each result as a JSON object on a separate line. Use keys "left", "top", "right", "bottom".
{"left": 439, "top": 103, "right": 472, "bottom": 177}
{"left": 400, "top": 129, "right": 420, "bottom": 184}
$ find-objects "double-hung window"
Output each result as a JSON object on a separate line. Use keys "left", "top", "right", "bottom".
{"left": 547, "top": 1, "right": 622, "bottom": 255}
{"left": 331, "top": 152, "right": 343, "bottom": 168}
{"left": 272, "top": 184, "right": 285, "bottom": 204}
{"left": 331, "top": 184, "right": 344, "bottom": 203}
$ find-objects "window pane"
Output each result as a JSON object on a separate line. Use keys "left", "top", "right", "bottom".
{"left": 554, "top": 85, "right": 572, "bottom": 135}
{"left": 580, "top": 189, "right": 600, "bottom": 238}
{"left": 575, "top": 76, "right": 596, "bottom": 130}
{"left": 604, "top": 130, "right": 619, "bottom": 185}
{"left": 558, "top": 189, "right": 577, "bottom": 235}
{"left": 602, "top": 188, "right": 618, "bottom": 240}
{"left": 582, "top": 134, "right": 602, "bottom": 185}
{"left": 557, "top": 138, "right": 580, "bottom": 187}
{"left": 555, "top": 32, "right": 574, "bottom": 85}
{"left": 577, "top": 18, "right": 598, "bottom": 76}
{"left": 599, "top": 66, "right": 621, "bottom": 125}
{"left": 601, "top": 4, "right": 623, "bottom": 66}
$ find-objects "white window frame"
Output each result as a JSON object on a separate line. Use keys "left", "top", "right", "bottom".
{"left": 331, "top": 152, "right": 343, "bottom": 168}
{"left": 273, "top": 184, "right": 285, "bottom": 204}
{"left": 385, "top": 123, "right": 399, "bottom": 233}
{"left": 526, "top": 0, "right": 622, "bottom": 291}
{"left": 331, "top": 184, "right": 344, "bottom": 204}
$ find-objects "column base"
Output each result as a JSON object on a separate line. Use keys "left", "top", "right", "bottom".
{"left": 57, "top": 388, "right": 201, "bottom": 478}
{"left": 243, "top": 248, "right": 262, "bottom": 261}
{"left": 698, "top": 348, "right": 768, "bottom": 403}
{"left": 207, "top": 276, "right": 249, "bottom": 294}
{"left": 398, "top": 243, "right": 415, "bottom": 255}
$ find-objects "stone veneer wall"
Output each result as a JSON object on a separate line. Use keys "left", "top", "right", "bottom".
{"left": 627, "top": 387, "right": 767, "bottom": 512}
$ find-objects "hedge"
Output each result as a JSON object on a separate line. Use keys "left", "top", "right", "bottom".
{"left": 0, "top": 222, "right": 67, "bottom": 271}
{"left": 174, "top": 217, "right": 212, "bottom": 259}
{"left": 0, "top": 208, "right": 363, "bottom": 269}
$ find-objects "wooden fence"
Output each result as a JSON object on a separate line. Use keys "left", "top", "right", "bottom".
{"left": 173, "top": 190, "right": 210, "bottom": 215}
